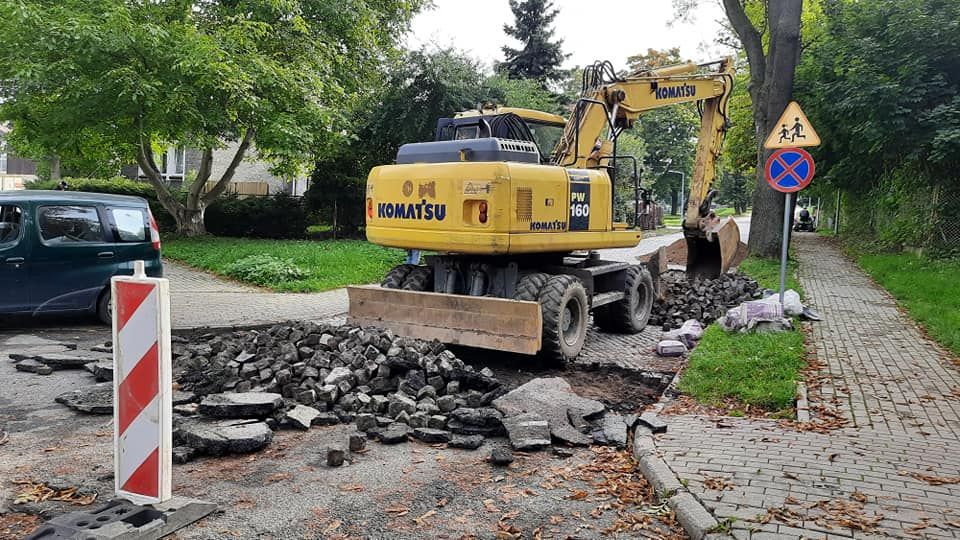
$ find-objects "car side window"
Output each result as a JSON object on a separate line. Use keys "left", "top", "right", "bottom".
{"left": 0, "top": 204, "right": 23, "bottom": 248}
{"left": 38, "top": 205, "right": 104, "bottom": 244}
{"left": 109, "top": 207, "right": 147, "bottom": 242}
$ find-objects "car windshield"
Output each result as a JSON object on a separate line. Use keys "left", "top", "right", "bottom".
{"left": 526, "top": 121, "right": 565, "bottom": 161}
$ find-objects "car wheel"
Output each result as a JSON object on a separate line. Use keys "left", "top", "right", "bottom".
{"left": 96, "top": 288, "right": 112, "bottom": 325}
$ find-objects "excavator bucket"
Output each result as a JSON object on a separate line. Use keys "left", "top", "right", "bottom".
{"left": 347, "top": 286, "right": 542, "bottom": 355}
{"left": 685, "top": 217, "right": 744, "bottom": 280}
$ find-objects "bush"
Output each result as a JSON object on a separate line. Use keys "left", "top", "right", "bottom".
{"left": 223, "top": 254, "right": 306, "bottom": 286}
{"left": 30, "top": 176, "right": 179, "bottom": 232}
{"left": 32, "top": 177, "right": 310, "bottom": 239}
{"left": 204, "top": 193, "right": 309, "bottom": 239}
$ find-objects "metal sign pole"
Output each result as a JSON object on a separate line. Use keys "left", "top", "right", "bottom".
{"left": 779, "top": 192, "right": 792, "bottom": 307}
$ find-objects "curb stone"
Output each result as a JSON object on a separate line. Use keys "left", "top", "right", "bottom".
{"left": 633, "top": 368, "right": 729, "bottom": 540}
{"left": 795, "top": 381, "right": 810, "bottom": 422}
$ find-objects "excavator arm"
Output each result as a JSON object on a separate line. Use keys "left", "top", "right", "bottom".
{"left": 552, "top": 58, "right": 741, "bottom": 278}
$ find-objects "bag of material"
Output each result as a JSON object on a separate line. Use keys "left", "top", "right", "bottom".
{"left": 757, "top": 289, "right": 804, "bottom": 316}
{"left": 656, "top": 339, "right": 688, "bottom": 357}
{"left": 720, "top": 300, "right": 784, "bottom": 332}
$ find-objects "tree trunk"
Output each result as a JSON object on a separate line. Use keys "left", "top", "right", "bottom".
{"left": 669, "top": 189, "right": 678, "bottom": 215}
{"left": 723, "top": 0, "right": 804, "bottom": 258}
{"left": 48, "top": 155, "right": 61, "bottom": 181}
{"left": 134, "top": 126, "right": 253, "bottom": 236}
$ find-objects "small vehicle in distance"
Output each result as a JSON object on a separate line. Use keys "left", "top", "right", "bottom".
{"left": 0, "top": 190, "right": 163, "bottom": 324}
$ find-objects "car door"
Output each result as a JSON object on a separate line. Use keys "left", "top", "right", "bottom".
{"left": 0, "top": 203, "right": 30, "bottom": 313}
{"left": 30, "top": 203, "right": 118, "bottom": 313}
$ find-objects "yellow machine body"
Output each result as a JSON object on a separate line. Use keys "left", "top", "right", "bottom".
{"left": 365, "top": 161, "right": 641, "bottom": 255}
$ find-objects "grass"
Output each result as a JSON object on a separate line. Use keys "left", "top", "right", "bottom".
{"left": 663, "top": 207, "right": 746, "bottom": 228}
{"left": 738, "top": 255, "right": 804, "bottom": 297}
{"left": 856, "top": 253, "right": 960, "bottom": 356}
{"left": 679, "top": 325, "right": 806, "bottom": 412}
{"left": 163, "top": 236, "right": 404, "bottom": 292}
{"left": 680, "top": 254, "right": 807, "bottom": 413}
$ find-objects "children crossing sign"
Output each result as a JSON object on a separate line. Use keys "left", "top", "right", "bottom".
{"left": 763, "top": 101, "right": 821, "bottom": 149}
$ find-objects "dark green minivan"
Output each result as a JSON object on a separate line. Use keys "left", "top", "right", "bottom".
{"left": 0, "top": 190, "right": 163, "bottom": 323}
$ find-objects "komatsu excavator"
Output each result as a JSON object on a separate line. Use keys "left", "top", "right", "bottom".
{"left": 348, "top": 58, "right": 741, "bottom": 362}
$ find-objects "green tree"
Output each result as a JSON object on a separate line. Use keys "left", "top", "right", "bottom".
{"left": 482, "top": 74, "right": 559, "bottom": 112}
{"left": 0, "top": 0, "right": 422, "bottom": 235}
{"left": 307, "top": 47, "right": 491, "bottom": 236}
{"left": 626, "top": 49, "right": 700, "bottom": 215}
{"left": 499, "top": 0, "right": 569, "bottom": 85}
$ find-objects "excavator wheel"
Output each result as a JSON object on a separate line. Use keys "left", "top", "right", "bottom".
{"left": 513, "top": 272, "right": 550, "bottom": 301}
{"left": 381, "top": 264, "right": 417, "bottom": 289}
{"left": 538, "top": 274, "right": 589, "bottom": 363}
{"left": 593, "top": 266, "right": 654, "bottom": 333}
{"left": 401, "top": 265, "right": 434, "bottom": 292}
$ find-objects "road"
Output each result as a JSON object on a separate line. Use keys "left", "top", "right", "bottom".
{"left": 600, "top": 215, "right": 751, "bottom": 263}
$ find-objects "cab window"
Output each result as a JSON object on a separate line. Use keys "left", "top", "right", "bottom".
{"left": 0, "top": 205, "right": 23, "bottom": 247}
{"left": 38, "top": 205, "right": 105, "bottom": 244}
{"left": 109, "top": 207, "right": 147, "bottom": 242}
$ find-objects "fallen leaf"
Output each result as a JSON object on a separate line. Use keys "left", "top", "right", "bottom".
{"left": 483, "top": 499, "right": 500, "bottom": 513}
{"left": 783, "top": 471, "right": 800, "bottom": 480}
{"left": 338, "top": 483, "right": 364, "bottom": 492}
{"left": 436, "top": 498, "right": 448, "bottom": 508}
{"left": 851, "top": 491, "right": 867, "bottom": 503}
{"left": 414, "top": 509, "right": 437, "bottom": 525}
{"left": 568, "top": 490, "right": 589, "bottom": 500}
{"left": 323, "top": 519, "right": 341, "bottom": 534}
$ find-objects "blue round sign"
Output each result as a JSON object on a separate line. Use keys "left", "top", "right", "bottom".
{"left": 765, "top": 148, "right": 815, "bottom": 193}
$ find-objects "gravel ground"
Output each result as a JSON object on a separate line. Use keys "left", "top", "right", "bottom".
{"left": 0, "top": 327, "right": 683, "bottom": 540}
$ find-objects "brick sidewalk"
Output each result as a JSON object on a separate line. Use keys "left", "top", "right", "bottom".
{"left": 165, "top": 260, "right": 348, "bottom": 329}
{"left": 654, "top": 235, "right": 960, "bottom": 539}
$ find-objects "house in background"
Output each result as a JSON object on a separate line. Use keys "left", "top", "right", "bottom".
{"left": 0, "top": 124, "right": 39, "bottom": 190}
{"left": 121, "top": 140, "right": 310, "bottom": 196}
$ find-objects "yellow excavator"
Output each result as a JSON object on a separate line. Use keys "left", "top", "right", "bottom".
{"left": 348, "top": 58, "right": 741, "bottom": 361}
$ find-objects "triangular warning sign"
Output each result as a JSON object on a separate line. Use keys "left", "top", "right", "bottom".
{"left": 764, "top": 101, "right": 821, "bottom": 149}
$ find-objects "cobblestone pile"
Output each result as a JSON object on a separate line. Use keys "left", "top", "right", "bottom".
{"left": 649, "top": 271, "right": 761, "bottom": 330}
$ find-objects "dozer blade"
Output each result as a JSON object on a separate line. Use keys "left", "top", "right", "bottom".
{"left": 685, "top": 217, "right": 745, "bottom": 280}
{"left": 347, "top": 286, "right": 542, "bottom": 355}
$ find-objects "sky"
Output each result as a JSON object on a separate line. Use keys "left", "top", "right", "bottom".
{"left": 406, "top": 0, "right": 730, "bottom": 72}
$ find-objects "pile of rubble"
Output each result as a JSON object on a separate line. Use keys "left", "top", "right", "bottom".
{"left": 649, "top": 270, "right": 761, "bottom": 330}
{"left": 12, "top": 322, "right": 654, "bottom": 465}
{"left": 167, "top": 323, "right": 639, "bottom": 462}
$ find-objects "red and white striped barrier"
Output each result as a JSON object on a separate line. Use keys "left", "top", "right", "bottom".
{"left": 112, "top": 261, "right": 172, "bottom": 505}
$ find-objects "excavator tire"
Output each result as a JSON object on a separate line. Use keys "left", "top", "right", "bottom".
{"left": 513, "top": 272, "right": 550, "bottom": 301}
{"left": 538, "top": 274, "right": 589, "bottom": 363}
{"left": 401, "top": 265, "right": 434, "bottom": 292}
{"left": 594, "top": 266, "right": 654, "bottom": 333}
{"left": 381, "top": 264, "right": 417, "bottom": 289}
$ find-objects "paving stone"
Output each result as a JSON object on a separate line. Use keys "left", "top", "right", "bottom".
{"left": 413, "top": 427, "right": 452, "bottom": 443}
{"left": 327, "top": 446, "right": 345, "bottom": 467}
{"left": 378, "top": 423, "right": 412, "bottom": 444}
{"left": 348, "top": 433, "right": 366, "bottom": 452}
{"left": 284, "top": 404, "right": 320, "bottom": 430}
{"left": 592, "top": 414, "right": 628, "bottom": 448}
{"left": 172, "top": 446, "right": 196, "bottom": 464}
{"left": 198, "top": 392, "right": 283, "bottom": 419}
{"left": 493, "top": 378, "right": 603, "bottom": 446}
{"left": 175, "top": 419, "right": 273, "bottom": 455}
{"left": 355, "top": 413, "right": 378, "bottom": 432}
{"left": 84, "top": 361, "right": 114, "bottom": 382}
{"left": 501, "top": 412, "right": 551, "bottom": 451}
{"left": 387, "top": 393, "right": 417, "bottom": 417}
{"left": 15, "top": 359, "right": 48, "bottom": 374}
{"left": 449, "top": 434, "right": 484, "bottom": 450}
{"left": 33, "top": 352, "right": 107, "bottom": 369}
{"left": 312, "top": 412, "right": 340, "bottom": 426}
{"left": 55, "top": 383, "right": 113, "bottom": 414}
{"left": 489, "top": 447, "right": 514, "bottom": 466}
